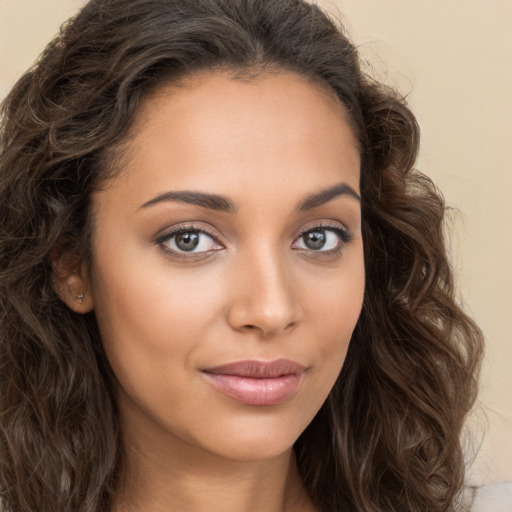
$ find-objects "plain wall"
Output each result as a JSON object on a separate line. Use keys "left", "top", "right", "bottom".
{"left": 1, "top": 0, "right": 511, "bottom": 485}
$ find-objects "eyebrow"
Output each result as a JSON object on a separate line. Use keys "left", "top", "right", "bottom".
{"left": 140, "top": 190, "right": 236, "bottom": 212}
{"left": 139, "top": 181, "right": 360, "bottom": 213}
{"left": 296, "top": 182, "right": 360, "bottom": 211}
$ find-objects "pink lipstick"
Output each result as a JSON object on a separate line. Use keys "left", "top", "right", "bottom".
{"left": 202, "top": 359, "right": 305, "bottom": 405}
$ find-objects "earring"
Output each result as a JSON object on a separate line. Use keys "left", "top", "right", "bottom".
{"left": 77, "top": 293, "right": 84, "bottom": 304}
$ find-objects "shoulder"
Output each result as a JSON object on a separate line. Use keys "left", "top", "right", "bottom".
{"left": 464, "top": 481, "right": 512, "bottom": 511}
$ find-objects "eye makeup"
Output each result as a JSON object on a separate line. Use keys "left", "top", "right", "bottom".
{"left": 293, "top": 222, "right": 352, "bottom": 254}
{"left": 154, "top": 220, "right": 353, "bottom": 262}
{"left": 155, "top": 224, "right": 224, "bottom": 261}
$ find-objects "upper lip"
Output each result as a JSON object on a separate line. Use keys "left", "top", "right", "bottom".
{"left": 203, "top": 359, "right": 306, "bottom": 378}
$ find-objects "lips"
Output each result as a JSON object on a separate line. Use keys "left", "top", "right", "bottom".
{"left": 202, "top": 359, "right": 305, "bottom": 405}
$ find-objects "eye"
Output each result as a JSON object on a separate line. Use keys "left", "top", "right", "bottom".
{"left": 292, "top": 225, "right": 351, "bottom": 253}
{"left": 156, "top": 226, "right": 223, "bottom": 255}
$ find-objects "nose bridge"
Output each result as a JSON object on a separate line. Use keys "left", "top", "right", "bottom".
{"left": 227, "top": 242, "right": 300, "bottom": 337}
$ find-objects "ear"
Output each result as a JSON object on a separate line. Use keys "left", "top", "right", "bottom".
{"left": 51, "top": 247, "right": 94, "bottom": 313}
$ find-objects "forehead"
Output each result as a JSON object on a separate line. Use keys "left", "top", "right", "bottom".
{"left": 133, "top": 71, "right": 355, "bottom": 140}
{"left": 96, "top": 70, "right": 360, "bottom": 212}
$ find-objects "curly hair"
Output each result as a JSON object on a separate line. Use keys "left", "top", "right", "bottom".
{"left": 0, "top": 0, "right": 483, "bottom": 511}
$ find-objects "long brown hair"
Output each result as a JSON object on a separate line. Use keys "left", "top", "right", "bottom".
{"left": 0, "top": 1, "right": 483, "bottom": 510}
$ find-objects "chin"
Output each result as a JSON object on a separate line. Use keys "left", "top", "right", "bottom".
{"left": 206, "top": 436, "right": 297, "bottom": 462}
{"left": 186, "top": 411, "right": 311, "bottom": 463}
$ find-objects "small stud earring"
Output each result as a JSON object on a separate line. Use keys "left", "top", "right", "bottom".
{"left": 77, "top": 293, "right": 84, "bottom": 304}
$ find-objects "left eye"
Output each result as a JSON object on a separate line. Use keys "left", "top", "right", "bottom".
{"left": 293, "top": 228, "right": 345, "bottom": 252}
{"left": 159, "top": 229, "right": 220, "bottom": 253}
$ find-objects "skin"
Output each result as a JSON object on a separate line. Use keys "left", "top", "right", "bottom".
{"left": 58, "top": 71, "right": 364, "bottom": 511}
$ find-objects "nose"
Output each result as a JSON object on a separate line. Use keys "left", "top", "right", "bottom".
{"left": 226, "top": 248, "right": 302, "bottom": 338}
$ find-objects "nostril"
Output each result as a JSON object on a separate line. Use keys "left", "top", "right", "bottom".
{"left": 226, "top": 291, "right": 302, "bottom": 337}
{"left": 240, "top": 321, "right": 297, "bottom": 337}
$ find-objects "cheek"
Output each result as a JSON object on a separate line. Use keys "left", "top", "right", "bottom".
{"left": 309, "top": 250, "right": 365, "bottom": 342}
{"left": 299, "top": 245, "right": 365, "bottom": 390}
{"left": 90, "top": 262, "right": 226, "bottom": 443}
{"left": 89, "top": 246, "right": 227, "bottom": 397}
{"left": 92, "top": 265, "right": 222, "bottom": 355}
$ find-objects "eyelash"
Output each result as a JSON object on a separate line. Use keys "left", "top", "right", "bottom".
{"left": 155, "top": 222, "right": 353, "bottom": 260}
{"left": 294, "top": 222, "right": 353, "bottom": 255}
{"left": 155, "top": 224, "right": 221, "bottom": 260}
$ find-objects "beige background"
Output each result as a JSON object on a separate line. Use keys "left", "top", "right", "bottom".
{"left": 1, "top": 0, "right": 511, "bottom": 485}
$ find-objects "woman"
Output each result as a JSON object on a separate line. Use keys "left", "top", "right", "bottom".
{"left": 0, "top": 0, "right": 484, "bottom": 511}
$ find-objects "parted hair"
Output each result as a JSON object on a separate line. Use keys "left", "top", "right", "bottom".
{"left": 0, "top": 1, "right": 483, "bottom": 511}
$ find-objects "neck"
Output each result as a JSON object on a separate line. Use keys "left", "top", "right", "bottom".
{"left": 114, "top": 440, "right": 314, "bottom": 512}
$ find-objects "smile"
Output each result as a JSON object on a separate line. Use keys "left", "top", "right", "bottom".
{"left": 202, "top": 359, "right": 306, "bottom": 405}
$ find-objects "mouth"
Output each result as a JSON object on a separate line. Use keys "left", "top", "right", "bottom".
{"left": 201, "top": 359, "right": 306, "bottom": 406}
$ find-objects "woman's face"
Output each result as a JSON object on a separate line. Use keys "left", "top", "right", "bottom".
{"left": 87, "top": 71, "right": 364, "bottom": 461}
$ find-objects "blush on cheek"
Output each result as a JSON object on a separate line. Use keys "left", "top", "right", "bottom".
{"left": 313, "top": 296, "right": 363, "bottom": 365}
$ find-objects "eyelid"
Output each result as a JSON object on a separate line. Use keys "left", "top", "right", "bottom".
{"left": 297, "top": 221, "right": 351, "bottom": 239}
{"left": 154, "top": 220, "right": 353, "bottom": 261}
{"left": 292, "top": 222, "right": 353, "bottom": 252}
{"left": 155, "top": 223, "right": 219, "bottom": 243}
{"left": 155, "top": 224, "right": 224, "bottom": 258}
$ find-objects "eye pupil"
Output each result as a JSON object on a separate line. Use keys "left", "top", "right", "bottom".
{"left": 303, "top": 230, "right": 326, "bottom": 250}
{"left": 176, "top": 232, "right": 200, "bottom": 251}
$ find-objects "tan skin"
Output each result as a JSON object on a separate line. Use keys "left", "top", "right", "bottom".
{"left": 56, "top": 71, "right": 364, "bottom": 511}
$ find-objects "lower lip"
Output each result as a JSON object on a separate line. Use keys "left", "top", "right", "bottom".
{"left": 202, "top": 372, "right": 303, "bottom": 405}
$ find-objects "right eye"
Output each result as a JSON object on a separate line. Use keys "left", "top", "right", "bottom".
{"left": 156, "top": 226, "right": 224, "bottom": 255}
